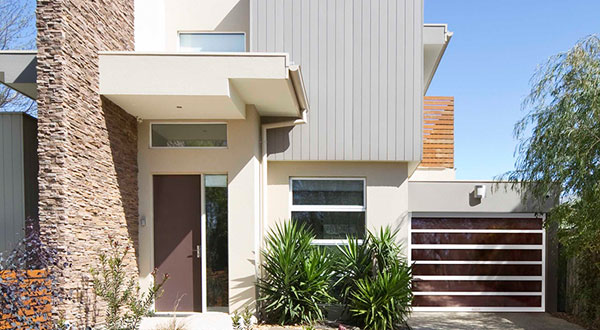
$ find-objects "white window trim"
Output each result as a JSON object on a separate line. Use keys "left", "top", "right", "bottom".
{"left": 149, "top": 122, "right": 228, "bottom": 149}
{"left": 289, "top": 177, "right": 366, "bottom": 244}
{"left": 177, "top": 31, "right": 247, "bottom": 52}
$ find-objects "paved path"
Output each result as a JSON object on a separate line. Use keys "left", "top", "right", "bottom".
{"left": 407, "top": 312, "right": 584, "bottom": 330}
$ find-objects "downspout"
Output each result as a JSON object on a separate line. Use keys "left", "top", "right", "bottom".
{"left": 256, "top": 65, "right": 308, "bottom": 294}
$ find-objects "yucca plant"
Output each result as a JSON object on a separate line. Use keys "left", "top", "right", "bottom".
{"left": 335, "top": 226, "right": 413, "bottom": 330}
{"left": 257, "top": 221, "right": 335, "bottom": 325}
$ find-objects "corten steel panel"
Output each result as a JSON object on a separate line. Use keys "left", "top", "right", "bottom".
{"left": 413, "top": 296, "right": 542, "bottom": 308}
{"left": 254, "top": 0, "right": 424, "bottom": 161}
{"left": 410, "top": 216, "right": 545, "bottom": 311}
{"left": 412, "top": 217, "right": 543, "bottom": 230}
{"left": 153, "top": 175, "right": 202, "bottom": 312}
{"left": 412, "top": 233, "right": 543, "bottom": 245}
{"left": 412, "top": 249, "right": 543, "bottom": 261}
{"left": 412, "top": 280, "right": 543, "bottom": 292}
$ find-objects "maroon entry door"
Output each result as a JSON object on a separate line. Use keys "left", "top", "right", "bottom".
{"left": 153, "top": 175, "right": 202, "bottom": 312}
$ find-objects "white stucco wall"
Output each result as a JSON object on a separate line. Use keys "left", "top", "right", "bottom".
{"left": 267, "top": 162, "right": 411, "bottom": 253}
{"left": 134, "top": 0, "right": 249, "bottom": 52}
{"left": 137, "top": 106, "right": 260, "bottom": 312}
{"left": 409, "top": 167, "right": 456, "bottom": 181}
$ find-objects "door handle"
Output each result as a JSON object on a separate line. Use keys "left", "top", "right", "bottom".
{"left": 196, "top": 244, "right": 201, "bottom": 259}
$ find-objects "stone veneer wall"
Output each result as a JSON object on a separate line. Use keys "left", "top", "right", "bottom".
{"left": 36, "top": 0, "right": 138, "bottom": 326}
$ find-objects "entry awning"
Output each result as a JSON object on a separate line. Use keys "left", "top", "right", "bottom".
{"left": 99, "top": 52, "right": 309, "bottom": 120}
{"left": 424, "top": 24, "right": 453, "bottom": 94}
{"left": 0, "top": 51, "right": 37, "bottom": 99}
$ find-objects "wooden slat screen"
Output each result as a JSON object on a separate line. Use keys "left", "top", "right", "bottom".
{"left": 422, "top": 96, "right": 454, "bottom": 168}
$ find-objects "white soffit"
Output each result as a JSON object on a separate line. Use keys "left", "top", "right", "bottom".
{"left": 99, "top": 52, "right": 308, "bottom": 120}
{"left": 0, "top": 51, "right": 37, "bottom": 99}
{"left": 424, "top": 24, "right": 453, "bottom": 94}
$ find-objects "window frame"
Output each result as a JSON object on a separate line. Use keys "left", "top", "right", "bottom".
{"left": 149, "top": 122, "right": 229, "bottom": 149}
{"left": 289, "top": 177, "right": 367, "bottom": 245}
{"left": 177, "top": 31, "right": 247, "bottom": 52}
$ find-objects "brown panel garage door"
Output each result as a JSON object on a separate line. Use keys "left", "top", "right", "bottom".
{"left": 410, "top": 215, "right": 545, "bottom": 312}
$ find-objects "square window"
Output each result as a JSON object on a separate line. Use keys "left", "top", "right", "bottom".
{"left": 151, "top": 123, "right": 227, "bottom": 148}
{"left": 179, "top": 33, "right": 246, "bottom": 52}
{"left": 291, "top": 178, "right": 366, "bottom": 244}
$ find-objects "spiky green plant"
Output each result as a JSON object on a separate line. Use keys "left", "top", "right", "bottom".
{"left": 335, "top": 226, "right": 413, "bottom": 330}
{"left": 257, "top": 221, "right": 334, "bottom": 325}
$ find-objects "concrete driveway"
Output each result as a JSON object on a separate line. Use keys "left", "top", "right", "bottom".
{"left": 407, "top": 312, "right": 584, "bottom": 330}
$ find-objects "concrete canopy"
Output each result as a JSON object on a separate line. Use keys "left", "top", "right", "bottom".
{"left": 0, "top": 51, "right": 37, "bottom": 99}
{"left": 424, "top": 24, "right": 453, "bottom": 94}
{"left": 98, "top": 52, "right": 309, "bottom": 120}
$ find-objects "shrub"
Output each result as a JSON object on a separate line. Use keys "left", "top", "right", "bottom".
{"left": 0, "top": 218, "right": 69, "bottom": 330}
{"left": 90, "top": 236, "right": 168, "bottom": 330}
{"left": 335, "top": 226, "right": 412, "bottom": 330}
{"left": 257, "top": 221, "right": 335, "bottom": 325}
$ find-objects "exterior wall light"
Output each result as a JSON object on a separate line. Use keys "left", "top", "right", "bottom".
{"left": 474, "top": 184, "right": 486, "bottom": 199}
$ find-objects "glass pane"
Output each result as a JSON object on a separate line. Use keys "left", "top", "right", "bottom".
{"left": 151, "top": 124, "right": 227, "bottom": 147}
{"left": 205, "top": 175, "right": 228, "bottom": 311}
{"left": 292, "top": 179, "right": 364, "bottom": 205}
{"left": 292, "top": 211, "right": 366, "bottom": 239}
{"left": 180, "top": 33, "right": 245, "bottom": 52}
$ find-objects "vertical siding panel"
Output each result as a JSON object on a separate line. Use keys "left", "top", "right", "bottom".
{"left": 414, "top": 0, "right": 424, "bottom": 161}
{"left": 378, "top": 0, "right": 388, "bottom": 160}
{"left": 291, "top": 0, "right": 303, "bottom": 160}
{"left": 369, "top": 0, "right": 379, "bottom": 160}
{"left": 265, "top": 0, "right": 275, "bottom": 52}
{"left": 335, "top": 0, "right": 344, "bottom": 160}
{"left": 250, "top": 0, "right": 257, "bottom": 51}
{"left": 317, "top": 0, "right": 327, "bottom": 160}
{"left": 360, "top": 0, "right": 370, "bottom": 160}
{"left": 261, "top": 0, "right": 423, "bottom": 162}
{"left": 0, "top": 115, "right": 25, "bottom": 253}
{"left": 309, "top": 0, "right": 319, "bottom": 159}
{"left": 387, "top": 0, "right": 397, "bottom": 160}
{"left": 257, "top": 0, "right": 267, "bottom": 52}
{"left": 275, "top": 0, "right": 285, "bottom": 52}
{"left": 326, "top": 0, "right": 336, "bottom": 159}
{"left": 343, "top": 0, "right": 353, "bottom": 160}
{"left": 405, "top": 0, "right": 415, "bottom": 160}
{"left": 0, "top": 116, "right": 6, "bottom": 252}
{"left": 301, "top": 0, "right": 311, "bottom": 160}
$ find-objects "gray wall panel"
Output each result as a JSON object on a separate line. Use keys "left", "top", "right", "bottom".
{"left": 253, "top": 0, "right": 423, "bottom": 161}
{"left": 0, "top": 114, "right": 25, "bottom": 255}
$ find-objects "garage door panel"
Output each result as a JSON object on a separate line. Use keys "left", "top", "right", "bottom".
{"left": 413, "top": 264, "right": 542, "bottom": 276}
{"left": 412, "top": 249, "right": 542, "bottom": 261}
{"left": 412, "top": 217, "right": 543, "bottom": 230}
{"left": 412, "top": 280, "right": 542, "bottom": 292}
{"left": 413, "top": 295, "right": 542, "bottom": 307}
{"left": 412, "top": 233, "right": 543, "bottom": 244}
{"left": 410, "top": 216, "right": 545, "bottom": 312}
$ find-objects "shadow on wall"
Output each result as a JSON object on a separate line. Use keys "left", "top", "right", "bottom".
{"left": 102, "top": 96, "right": 140, "bottom": 267}
{"left": 215, "top": 0, "right": 250, "bottom": 49}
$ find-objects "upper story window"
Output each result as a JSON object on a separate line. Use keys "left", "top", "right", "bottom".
{"left": 151, "top": 123, "right": 227, "bottom": 148}
{"left": 291, "top": 178, "right": 366, "bottom": 244}
{"left": 179, "top": 33, "right": 246, "bottom": 52}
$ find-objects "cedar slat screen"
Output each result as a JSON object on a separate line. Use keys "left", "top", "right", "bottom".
{"left": 422, "top": 96, "right": 454, "bottom": 168}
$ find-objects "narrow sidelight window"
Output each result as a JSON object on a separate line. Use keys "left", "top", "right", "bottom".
{"left": 291, "top": 178, "right": 366, "bottom": 244}
{"left": 205, "top": 174, "right": 228, "bottom": 311}
{"left": 179, "top": 32, "right": 246, "bottom": 52}
{"left": 151, "top": 123, "right": 227, "bottom": 148}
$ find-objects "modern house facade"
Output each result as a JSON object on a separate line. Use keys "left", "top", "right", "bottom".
{"left": 0, "top": 0, "right": 556, "bottom": 325}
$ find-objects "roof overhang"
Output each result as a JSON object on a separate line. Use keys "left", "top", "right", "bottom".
{"left": 99, "top": 52, "right": 309, "bottom": 120}
{"left": 424, "top": 24, "right": 453, "bottom": 94}
{"left": 0, "top": 51, "right": 37, "bottom": 99}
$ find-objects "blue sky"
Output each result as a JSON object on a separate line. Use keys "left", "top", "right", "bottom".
{"left": 425, "top": 0, "right": 600, "bottom": 180}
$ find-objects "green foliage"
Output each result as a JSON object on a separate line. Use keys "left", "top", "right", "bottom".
{"left": 90, "top": 237, "right": 168, "bottom": 330}
{"left": 335, "top": 227, "right": 412, "bottom": 330}
{"left": 231, "top": 305, "right": 255, "bottom": 330}
{"left": 503, "top": 35, "right": 600, "bottom": 326}
{"left": 257, "top": 221, "right": 335, "bottom": 325}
